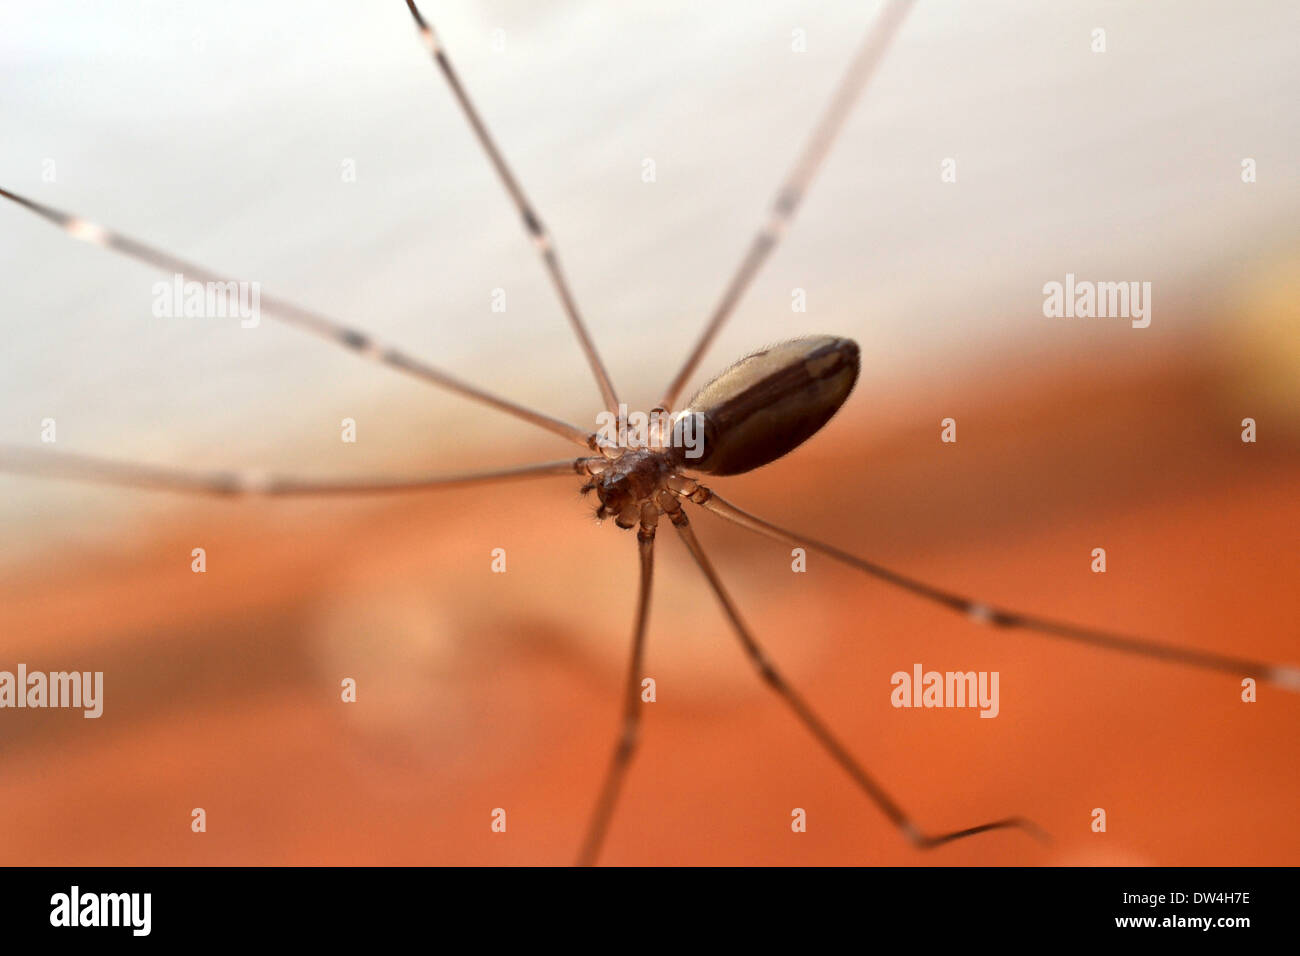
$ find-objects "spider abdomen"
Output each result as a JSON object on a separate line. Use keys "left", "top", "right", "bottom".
{"left": 677, "top": 335, "right": 860, "bottom": 476}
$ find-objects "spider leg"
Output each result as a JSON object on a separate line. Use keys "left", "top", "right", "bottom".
{"left": 662, "top": 493, "right": 1046, "bottom": 850}
{"left": 404, "top": 0, "right": 620, "bottom": 415}
{"left": 0, "top": 444, "right": 589, "bottom": 496}
{"left": 659, "top": 0, "right": 914, "bottom": 411}
{"left": 684, "top": 484, "right": 1300, "bottom": 692}
{"left": 0, "top": 187, "right": 591, "bottom": 448}
{"left": 576, "top": 505, "right": 658, "bottom": 866}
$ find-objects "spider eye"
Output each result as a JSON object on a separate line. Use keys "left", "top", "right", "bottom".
{"left": 604, "top": 474, "right": 628, "bottom": 491}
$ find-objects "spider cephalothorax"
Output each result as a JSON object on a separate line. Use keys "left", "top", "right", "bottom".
{"left": 584, "top": 448, "right": 676, "bottom": 527}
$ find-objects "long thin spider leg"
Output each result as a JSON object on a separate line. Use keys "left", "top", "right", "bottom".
{"left": 664, "top": 495, "right": 1045, "bottom": 850}
{"left": 0, "top": 187, "right": 591, "bottom": 448}
{"left": 404, "top": 0, "right": 620, "bottom": 415}
{"left": 658, "top": 0, "right": 914, "bottom": 411}
{"left": 0, "top": 444, "right": 588, "bottom": 497}
{"left": 577, "top": 509, "right": 657, "bottom": 866}
{"left": 686, "top": 485, "right": 1300, "bottom": 691}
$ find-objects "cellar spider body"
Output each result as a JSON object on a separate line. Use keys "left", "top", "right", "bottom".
{"left": 2, "top": 0, "right": 1296, "bottom": 866}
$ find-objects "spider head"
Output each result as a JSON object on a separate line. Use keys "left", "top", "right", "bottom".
{"left": 588, "top": 449, "right": 672, "bottom": 529}
{"left": 592, "top": 473, "right": 634, "bottom": 523}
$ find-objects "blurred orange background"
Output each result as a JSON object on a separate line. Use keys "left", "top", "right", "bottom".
{"left": 1, "top": 310, "right": 1296, "bottom": 866}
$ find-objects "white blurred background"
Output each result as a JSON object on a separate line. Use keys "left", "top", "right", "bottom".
{"left": 1, "top": 0, "right": 1297, "bottom": 555}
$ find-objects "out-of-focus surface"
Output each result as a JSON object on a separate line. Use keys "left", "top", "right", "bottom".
{"left": 0, "top": 1, "right": 1297, "bottom": 864}
{"left": 1, "top": 340, "right": 1298, "bottom": 865}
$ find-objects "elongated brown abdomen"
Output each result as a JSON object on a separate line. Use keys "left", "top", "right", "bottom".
{"left": 677, "top": 335, "right": 859, "bottom": 476}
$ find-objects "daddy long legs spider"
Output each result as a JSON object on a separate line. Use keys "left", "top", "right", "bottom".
{"left": 1, "top": 1, "right": 1297, "bottom": 866}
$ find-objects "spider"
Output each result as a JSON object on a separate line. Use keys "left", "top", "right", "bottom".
{"left": 1, "top": 0, "right": 1295, "bottom": 866}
